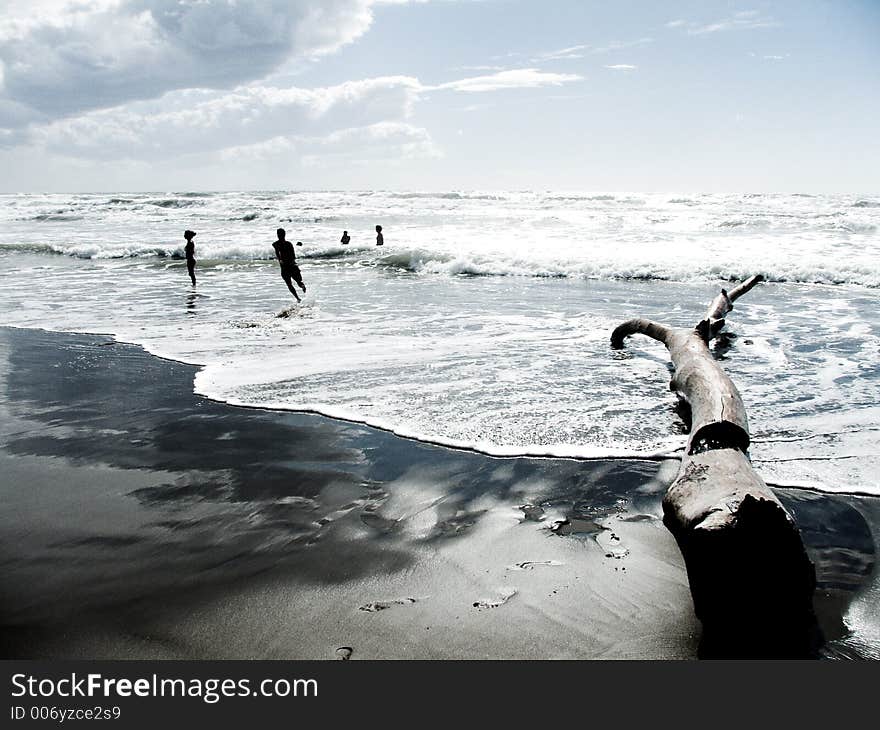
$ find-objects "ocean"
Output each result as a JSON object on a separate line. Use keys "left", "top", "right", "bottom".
{"left": 0, "top": 190, "right": 878, "bottom": 496}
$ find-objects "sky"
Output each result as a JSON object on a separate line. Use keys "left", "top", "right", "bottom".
{"left": 0, "top": 0, "right": 878, "bottom": 192}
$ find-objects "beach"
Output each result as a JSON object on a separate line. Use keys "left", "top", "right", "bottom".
{"left": 1, "top": 4, "right": 878, "bottom": 715}
{"left": 0, "top": 190, "right": 878, "bottom": 659}
{"left": 0, "top": 326, "right": 877, "bottom": 659}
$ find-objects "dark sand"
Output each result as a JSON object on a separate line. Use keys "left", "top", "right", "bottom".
{"left": 0, "top": 327, "right": 876, "bottom": 659}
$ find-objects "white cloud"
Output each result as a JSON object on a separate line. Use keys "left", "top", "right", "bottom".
{"left": 668, "top": 11, "right": 779, "bottom": 36}
{"left": 532, "top": 45, "right": 588, "bottom": 62}
{"left": 301, "top": 122, "right": 440, "bottom": 167}
{"left": 450, "top": 65, "right": 507, "bottom": 72}
{"left": 488, "top": 51, "right": 524, "bottom": 61}
{"left": 23, "top": 64, "right": 583, "bottom": 161}
{"left": 220, "top": 121, "right": 438, "bottom": 166}
{"left": 0, "top": 1, "right": 583, "bottom": 171}
{"left": 528, "top": 37, "right": 652, "bottom": 62}
{"left": 431, "top": 68, "right": 582, "bottom": 93}
{"left": 0, "top": 0, "right": 396, "bottom": 126}
{"left": 218, "top": 135, "right": 297, "bottom": 163}
{"left": 605, "top": 64, "right": 637, "bottom": 72}
{"left": 6, "top": 56, "right": 583, "bottom": 163}
{"left": 592, "top": 37, "right": 653, "bottom": 54}
{"left": 34, "top": 76, "right": 422, "bottom": 160}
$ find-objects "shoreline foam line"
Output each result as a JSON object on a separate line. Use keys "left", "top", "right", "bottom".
{"left": 765, "top": 480, "right": 880, "bottom": 499}
{"left": 4, "top": 323, "right": 876, "bottom": 482}
{"left": 197, "top": 390, "right": 687, "bottom": 464}
{"left": 1, "top": 323, "right": 686, "bottom": 464}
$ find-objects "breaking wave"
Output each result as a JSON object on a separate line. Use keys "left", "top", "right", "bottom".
{"left": 2, "top": 240, "right": 878, "bottom": 287}
{"left": 385, "top": 191, "right": 506, "bottom": 201}
{"left": 146, "top": 198, "right": 203, "bottom": 208}
{"left": 1, "top": 190, "right": 877, "bottom": 289}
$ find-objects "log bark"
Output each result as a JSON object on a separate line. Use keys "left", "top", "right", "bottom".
{"left": 611, "top": 278, "right": 820, "bottom": 657}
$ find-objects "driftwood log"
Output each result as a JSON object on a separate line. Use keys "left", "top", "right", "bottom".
{"left": 611, "top": 276, "right": 820, "bottom": 657}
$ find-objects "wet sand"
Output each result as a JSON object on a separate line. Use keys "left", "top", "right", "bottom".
{"left": 0, "top": 327, "right": 876, "bottom": 659}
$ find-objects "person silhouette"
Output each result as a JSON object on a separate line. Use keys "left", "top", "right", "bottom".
{"left": 375, "top": 225, "right": 384, "bottom": 246}
{"left": 340, "top": 230, "right": 351, "bottom": 245}
{"left": 272, "top": 228, "right": 306, "bottom": 301}
{"left": 184, "top": 230, "right": 197, "bottom": 286}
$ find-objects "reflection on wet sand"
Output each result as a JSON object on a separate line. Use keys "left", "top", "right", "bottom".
{"left": 0, "top": 327, "right": 876, "bottom": 659}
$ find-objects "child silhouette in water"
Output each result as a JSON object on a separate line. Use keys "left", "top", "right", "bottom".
{"left": 375, "top": 225, "right": 384, "bottom": 246}
{"left": 184, "top": 230, "right": 196, "bottom": 286}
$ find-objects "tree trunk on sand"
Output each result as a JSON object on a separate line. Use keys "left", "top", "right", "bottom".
{"left": 611, "top": 276, "right": 821, "bottom": 658}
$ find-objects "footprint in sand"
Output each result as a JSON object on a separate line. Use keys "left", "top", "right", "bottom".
{"left": 596, "top": 528, "right": 630, "bottom": 559}
{"left": 507, "top": 560, "right": 564, "bottom": 571}
{"left": 335, "top": 646, "right": 353, "bottom": 661}
{"left": 360, "top": 511, "right": 399, "bottom": 534}
{"left": 358, "top": 597, "right": 421, "bottom": 612}
{"left": 472, "top": 587, "right": 517, "bottom": 610}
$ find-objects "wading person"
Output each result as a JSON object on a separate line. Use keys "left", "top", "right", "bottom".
{"left": 340, "top": 230, "right": 350, "bottom": 245}
{"left": 184, "top": 230, "right": 197, "bottom": 286}
{"left": 272, "top": 228, "right": 306, "bottom": 301}
{"left": 375, "top": 224, "right": 384, "bottom": 246}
